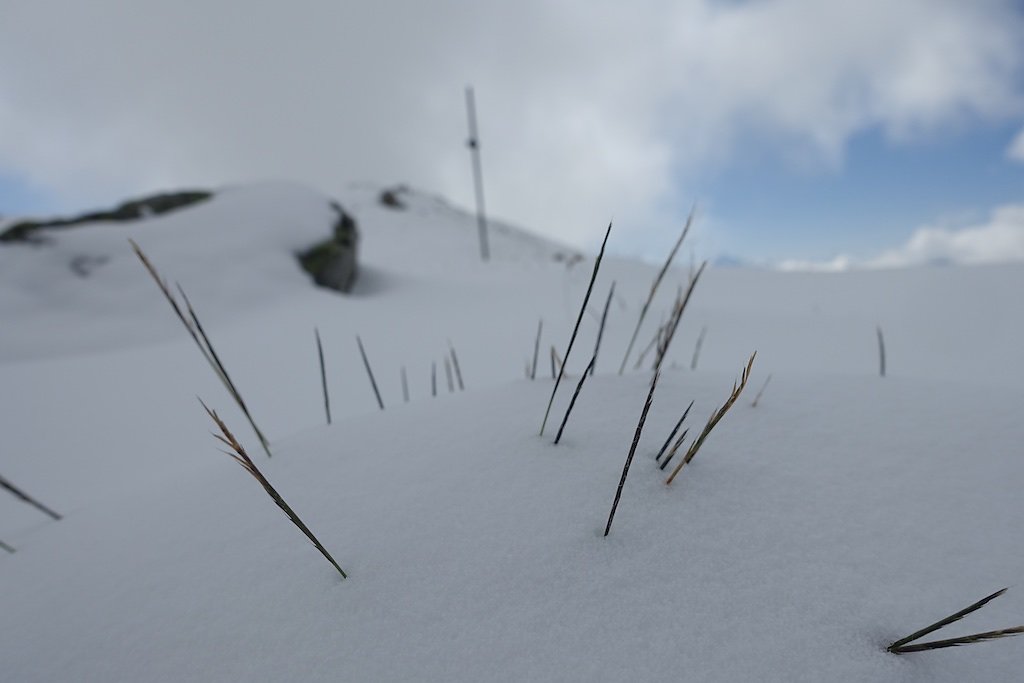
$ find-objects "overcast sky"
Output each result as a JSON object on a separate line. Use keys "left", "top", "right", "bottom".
{"left": 2, "top": 0, "right": 1024, "bottom": 267}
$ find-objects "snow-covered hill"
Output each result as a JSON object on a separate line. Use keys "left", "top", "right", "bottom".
{"left": 2, "top": 183, "right": 1023, "bottom": 681}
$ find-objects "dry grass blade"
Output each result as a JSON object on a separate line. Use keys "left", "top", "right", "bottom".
{"left": 653, "top": 261, "right": 707, "bottom": 373}
{"left": 890, "top": 627, "right": 1024, "bottom": 653}
{"left": 540, "top": 221, "right": 612, "bottom": 436}
{"left": 877, "top": 325, "right": 886, "bottom": 378}
{"left": 431, "top": 361, "right": 437, "bottom": 397}
{"left": 619, "top": 206, "right": 695, "bottom": 374}
{"left": 531, "top": 319, "right": 543, "bottom": 380}
{"left": 0, "top": 539, "right": 14, "bottom": 553}
{"left": 665, "top": 352, "right": 756, "bottom": 485}
{"left": 633, "top": 315, "right": 667, "bottom": 371}
{"left": 550, "top": 346, "right": 560, "bottom": 380}
{"left": 554, "top": 355, "right": 597, "bottom": 445}
{"left": 356, "top": 335, "right": 385, "bottom": 410}
{"left": 0, "top": 474, "right": 62, "bottom": 520}
{"left": 401, "top": 365, "right": 410, "bottom": 403}
{"left": 751, "top": 373, "right": 772, "bottom": 408}
{"left": 200, "top": 399, "right": 348, "bottom": 579}
{"left": 315, "top": 328, "right": 331, "bottom": 425}
{"left": 604, "top": 371, "right": 660, "bottom": 536}
{"left": 444, "top": 356, "right": 455, "bottom": 393}
{"left": 888, "top": 588, "right": 1012, "bottom": 652}
{"left": 591, "top": 281, "right": 615, "bottom": 376}
{"left": 131, "top": 240, "right": 271, "bottom": 457}
{"left": 690, "top": 326, "right": 708, "bottom": 370}
{"left": 655, "top": 400, "right": 694, "bottom": 464}
{"left": 448, "top": 341, "right": 465, "bottom": 390}
{"left": 658, "top": 428, "right": 690, "bottom": 471}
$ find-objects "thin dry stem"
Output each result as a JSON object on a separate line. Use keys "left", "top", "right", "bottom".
{"left": 655, "top": 400, "right": 694, "bottom": 464}
{"left": 540, "top": 221, "right": 612, "bottom": 435}
{"left": 888, "top": 588, "right": 1013, "bottom": 652}
{"left": 554, "top": 355, "right": 597, "bottom": 445}
{"left": 315, "top": 328, "right": 330, "bottom": 425}
{"left": 591, "top": 281, "right": 616, "bottom": 376}
{"left": 201, "top": 399, "right": 347, "bottom": 579}
{"left": 619, "top": 206, "right": 695, "bottom": 374}
{"left": 0, "top": 474, "right": 62, "bottom": 520}
{"left": 531, "top": 319, "right": 543, "bottom": 380}
{"left": 665, "top": 352, "right": 756, "bottom": 485}
{"left": 448, "top": 341, "right": 465, "bottom": 390}
{"left": 604, "top": 371, "right": 660, "bottom": 536}
{"left": 356, "top": 335, "right": 384, "bottom": 410}
{"left": 751, "top": 373, "right": 772, "bottom": 408}
{"left": 0, "top": 539, "right": 14, "bottom": 553}
{"left": 653, "top": 261, "right": 707, "bottom": 373}
{"left": 690, "top": 326, "right": 708, "bottom": 370}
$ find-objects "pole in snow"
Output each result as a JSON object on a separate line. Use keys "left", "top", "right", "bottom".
{"left": 465, "top": 85, "right": 491, "bottom": 262}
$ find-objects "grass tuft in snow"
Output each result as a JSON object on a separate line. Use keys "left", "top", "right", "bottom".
{"left": 200, "top": 399, "right": 348, "bottom": 580}
{"left": 130, "top": 240, "right": 272, "bottom": 457}
{"left": 553, "top": 354, "right": 597, "bottom": 445}
{"left": 539, "top": 222, "right": 612, "bottom": 436}
{"left": 654, "top": 400, "right": 694, "bottom": 466}
{"left": 591, "top": 281, "right": 615, "bottom": 376}
{"left": 0, "top": 473, "right": 62, "bottom": 521}
{"left": 888, "top": 588, "right": 1024, "bottom": 653}
{"left": 604, "top": 370, "right": 660, "bottom": 536}
{"left": 315, "top": 328, "right": 331, "bottom": 425}
{"left": 652, "top": 261, "right": 707, "bottom": 373}
{"left": 666, "top": 352, "right": 756, "bottom": 485}
{"left": 619, "top": 205, "right": 695, "bottom": 374}
{"left": 356, "top": 335, "right": 385, "bottom": 411}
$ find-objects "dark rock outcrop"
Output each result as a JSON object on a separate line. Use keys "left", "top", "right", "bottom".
{"left": 297, "top": 202, "right": 359, "bottom": 293}
{"left": 0, "top": 190, "right": 212, "bottom": 244}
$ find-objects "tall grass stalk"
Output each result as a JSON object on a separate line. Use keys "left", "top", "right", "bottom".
{"left": 751, "top": 373, "right": 772, "bottom": 408}
{"left": 444, "top": 356, "right": 455, "bottom": 393}
{"left": 888, "top": 588, "right": 1024, "bottom": 653}
{"left": 653, "top": 261, "right": 707, "bottom": 373}
{"left": 604, "top": 371, "right": 660, "bottom": 536}
{"left": 0, "top": 474, "right": 62, "bottom": 520}
{"left": 665, "top": 352, "right": 756, "bottom": 485}
{"left": 618, "top": 206, "right": 695, "bottom": 374}
{"left": 356, "top": 335, "right": 384, "bottom": 410}
{"left": 877, "top": 325, "right": 886, "bottom": 377}
{"left": 315, "top": 328, "right": 331, "bottom": 425}
{"left": 591, "top": 281, "right": 616, "bottom": 376}
{"left": 554, "top": 355, "right": 597, "bottom": 445}
{"left": 201, "top": 400, "right": 347, "bottom": 579}
{"left": 130, "top": 240, "right": 272, "bottom": 457}
{"left": 540, "top": 222, "right": 612, "bottom": 436}
{"left": 690, "top": 326, "right": 707, "bottom": 370}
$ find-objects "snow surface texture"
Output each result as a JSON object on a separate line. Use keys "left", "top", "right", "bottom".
{"left": 2, "top": 183, "right": 1023, "bottom": 681}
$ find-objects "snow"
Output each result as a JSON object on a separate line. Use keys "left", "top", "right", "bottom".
{"left": 2, "top": 183, "right": 1023, "bottom": 681}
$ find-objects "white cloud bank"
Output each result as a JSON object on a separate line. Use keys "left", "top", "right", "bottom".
{"left": 0, "top": 0, "right": 1023, "bottom": 250}
{"left": 779, "top": 203, "right": 1024, "bottom": 270}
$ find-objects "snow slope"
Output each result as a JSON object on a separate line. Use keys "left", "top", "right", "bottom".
{"left": 2, "top": 183, "right": 1023, "bottom": 681}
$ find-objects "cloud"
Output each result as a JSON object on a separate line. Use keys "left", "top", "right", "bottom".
{"left": 1, "top": 0, "right": 1023, "bottom": 249}
{"left": 779, "top": 203, "right": 1024, "bottom": 270}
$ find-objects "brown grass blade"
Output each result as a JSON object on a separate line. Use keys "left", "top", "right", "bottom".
{"left": 665, "top": 352, "right": 756, "bottom": 485}
{"left": 200, "top": 399, "right": 348, "bottom": 579}
{"left": 619, "top": 206, "right": 695, "bottom": 374}
{"left": 604, "top": 371, "right": 660, "bottom": 536}
{"left": 540, "top": 222, "right": 612, "bottom": 435}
